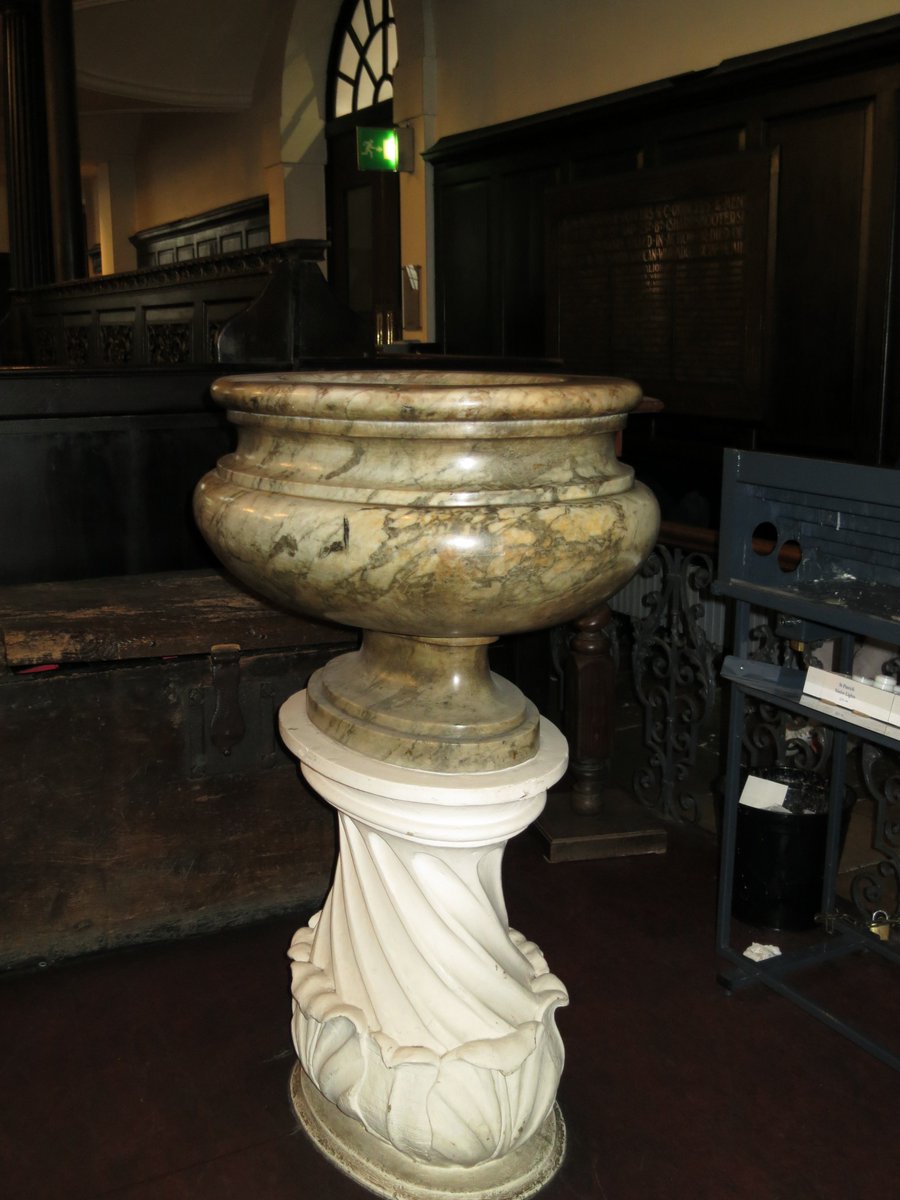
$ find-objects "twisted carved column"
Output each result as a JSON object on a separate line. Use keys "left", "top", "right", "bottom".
{"left": 282, "top": 695, "right": 568, "bottom": 1193}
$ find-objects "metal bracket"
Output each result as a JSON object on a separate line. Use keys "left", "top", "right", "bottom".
{"left": 774, "top": 615, "right": 843, "bottom": 645}
{"left": 209, "top": 643, "right": 245, "bottom": 757}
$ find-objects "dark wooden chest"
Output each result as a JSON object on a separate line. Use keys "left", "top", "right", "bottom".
{"left": 0, "top": 569, "right": 355, "bottom": 970}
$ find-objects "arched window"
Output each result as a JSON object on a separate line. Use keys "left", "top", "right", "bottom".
{"left": 329, "top": 0, "right": 397, "bottom": 119}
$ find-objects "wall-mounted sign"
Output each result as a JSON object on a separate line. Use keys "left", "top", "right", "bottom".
{"left": 356, "top": 127, "right": 399, "bottom": 171}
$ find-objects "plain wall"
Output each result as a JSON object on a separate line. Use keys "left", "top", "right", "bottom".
{"left": 132, "top": 9, "right": 288, "bottom": 234}
{"left": 431, "top": 0, "right": 900, "bottom": 138}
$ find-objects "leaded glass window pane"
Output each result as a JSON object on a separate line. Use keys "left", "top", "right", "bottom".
{"left": 330, "top": 0, "right": 397, "bottom": 118}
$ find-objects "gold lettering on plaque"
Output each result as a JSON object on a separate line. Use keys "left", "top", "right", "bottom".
{"left": 557, "top": 193, "right": 747, "bottom": 386}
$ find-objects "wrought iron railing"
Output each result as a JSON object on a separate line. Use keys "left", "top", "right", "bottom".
{"left": 624, "top": 523, "right": 719, "bottom": 823}
{"left": 614, "top": 519, "right": 899, "bottom": 929}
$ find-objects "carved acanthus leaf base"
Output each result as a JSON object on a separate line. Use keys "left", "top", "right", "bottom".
{"left": 280, "top": 694, "right": 569, "bottom": 1175}
{"left": 290, "top": 1065, "right": 566, "bottom": 1200}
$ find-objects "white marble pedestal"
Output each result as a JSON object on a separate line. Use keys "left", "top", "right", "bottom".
{"left": 279, "top": 693, "right": 570, "bottom": 1200}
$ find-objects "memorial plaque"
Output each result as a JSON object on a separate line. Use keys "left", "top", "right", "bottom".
{"left": 547, "top": 156, "right": 774, "bottom": 419}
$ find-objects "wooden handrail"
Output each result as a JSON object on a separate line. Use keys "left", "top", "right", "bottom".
{"left": 657, "top": 519, "right": 800, "bottom": 568}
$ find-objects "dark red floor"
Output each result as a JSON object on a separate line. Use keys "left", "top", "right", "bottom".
{"left": 3, "top": 821, "right": 898, "bottom": 1199}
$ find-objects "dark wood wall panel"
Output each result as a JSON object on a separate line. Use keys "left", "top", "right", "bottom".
{"left": 0, "top": 411, "right": 231, "bottom": 585}
{"left": 765, "top": 101, "right": 870, "bottom": 454}
{"left": 428, "top": 18, "right": 900, "bottom": 516}
{"left": 440, "top": 177, "right": 493, "bottom": 353}
{"left": 571, "top": 146, "right": 642, "bottom": 183}
{"left": 501, "top": 164, "right": 561, "bottom": 356}
{"left": 7, "top": 240, "right": 328, "bottom": 368}
{"left": 658, "top": 125, "right": 746, "bottom": 166}
{"left": 130, "top": 196, "right": 270, "bottom": 269}
{"left": 547, "top": 155, "right": 771, "bottom": 419}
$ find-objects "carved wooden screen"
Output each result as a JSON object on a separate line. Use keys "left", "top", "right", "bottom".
{"left": 546, "top": 154, "right": 775, "bottom": 420}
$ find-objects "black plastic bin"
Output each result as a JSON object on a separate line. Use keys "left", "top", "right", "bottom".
{"left": 733, "top": 766, "right": 854, "bottom": 932}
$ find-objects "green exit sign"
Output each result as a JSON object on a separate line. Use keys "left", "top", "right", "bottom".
{"left": 356, "top": 126, "right": 400, "bottom": 171}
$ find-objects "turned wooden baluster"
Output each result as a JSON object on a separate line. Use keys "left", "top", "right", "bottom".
{"left": 563, "top": 603, "right": 618, "bottom": 814}
{"left": 535, "top": 600, "right": 665, "bottom": 859}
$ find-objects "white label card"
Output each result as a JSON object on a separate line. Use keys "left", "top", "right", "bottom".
{"left": 739, "top": 775, "right": 790, "bottom": 810}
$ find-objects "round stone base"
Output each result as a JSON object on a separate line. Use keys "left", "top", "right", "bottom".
{"left": 305, "top": 632, "right": 541, "bottom": 772}
{"left": 290, "top": 1064, "right": 566, "bottom": 1200}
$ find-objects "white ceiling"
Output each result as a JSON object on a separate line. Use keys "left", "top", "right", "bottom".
{"left": 74, "top": 0, "right": 282, "bottom": 113}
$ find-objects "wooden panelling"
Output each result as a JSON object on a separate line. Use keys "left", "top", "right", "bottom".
{"left": 439, "top": 175, "right": 494, "bottom": 354}
{"left": 428, "top": 18, "right": 900, "bottom": 516}
{"left": 570, "top": 146, "right": 643, "bottom": 183}
{"left": 6, "top": 239, "right": 328, "bottom": 368}
{"left": 546, "top": 155, "right": 772, "bottom": 420}
{"left": 146, "top": 305, "right": 193, "bottom": 364}
{"left": 502, "top": 164, "right": 562, "bottom": 356}
{"left": 764, "top": 101, "right": 870, "bottom": 454}
{"left": 130, "top": 196, "right": 271, "bottom": 268}
{"left": 0, "top": 410, "right": 232, "bottom": 584}
{"left": 657, "top": 125, "right": 746, "bottom": 166}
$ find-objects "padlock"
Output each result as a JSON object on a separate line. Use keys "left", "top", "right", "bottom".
{"left": 868, "top": 910, "right": 891, "bottom": 942}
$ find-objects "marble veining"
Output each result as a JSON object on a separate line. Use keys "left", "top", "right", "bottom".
{"left": 211, "top": 370, "right": 643, "bottom": 423}
{"left": 195, "top": 369, "right": 658, "bottom": 771}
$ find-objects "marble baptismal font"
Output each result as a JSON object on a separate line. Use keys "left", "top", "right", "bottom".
{"left": 195, "top": 370, "right": 658, "bottom": 1198}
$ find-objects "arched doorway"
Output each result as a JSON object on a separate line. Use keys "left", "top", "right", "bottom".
{"left": 326, "top": 0, "right": 401, "bottom": 348}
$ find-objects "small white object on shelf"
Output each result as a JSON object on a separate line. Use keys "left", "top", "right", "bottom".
{"left": 743, "top": 943, "right": 782, "bottom": 962}
{"left": 739, "top": 775, "right": 790, "bottom": 812}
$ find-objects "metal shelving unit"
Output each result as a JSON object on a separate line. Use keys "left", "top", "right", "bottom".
{"left": 714, "top": 449, "right": 900, "bottom": 1071}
